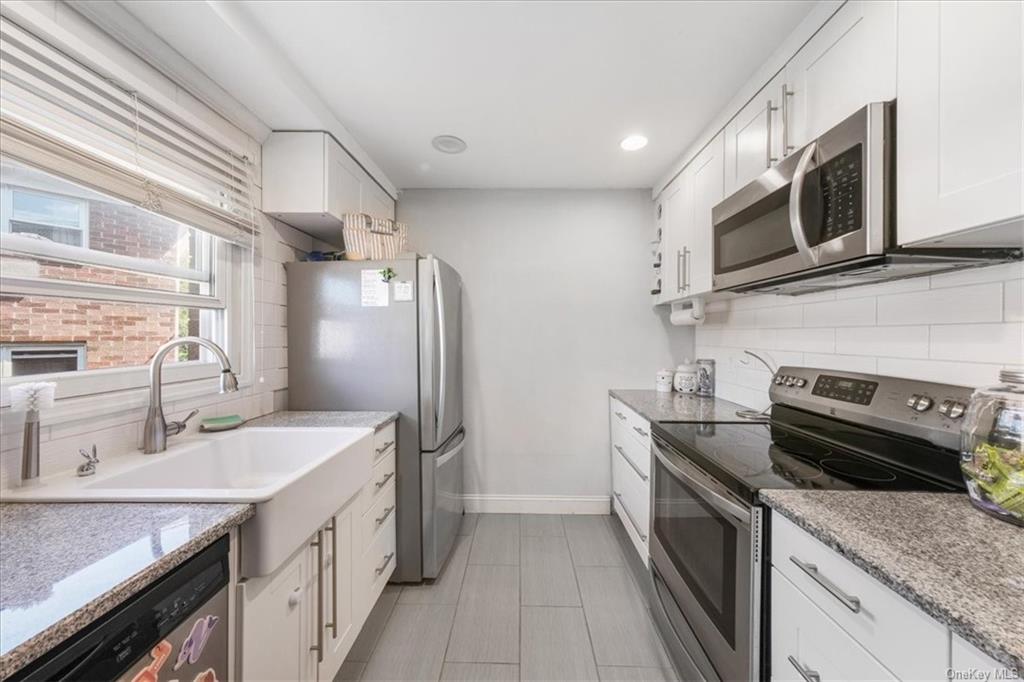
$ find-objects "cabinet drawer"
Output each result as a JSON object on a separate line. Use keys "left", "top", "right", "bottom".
{"left": 361, "top": 512, "right": 397, "bottom": 606}
{"left": 772, "top": 513, "right": 948, "bottom": 681}
{"left": 373, "top": 421, "right": 396, "bottom": 461}
{"left": 611, "top": 418, "right": 651, "bottom": 479}
{"left": 360, "top": 449, "right": 396, "bottom": 515}
{"left": 771, "top": 568, "right": 896, "bottom": 682}
{"left": 609, "top": 397, "right": 651, "bottom": 451}
{"left": 612, "top": 448, "right": 649, "bottom": 543}
{"left": 613, "top": 495, "right": 647, "bottom": 565}
{"left": 361, "top": 480, "right": 396, "bottom": 553}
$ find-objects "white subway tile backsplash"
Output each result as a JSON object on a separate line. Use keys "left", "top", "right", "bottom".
{"left": 930, "top": 323, "right": 1024, "bottom": 364}
{"left": 802, "top": 353, "right": 878, "bottom": 374}
{"left": 1006, "top": 279, "right": 1023, "bottom": 322}
{"left": 774, "top": 328, "right": 835, "bottom": 353}
{"left": 803, "top": 297, "right": 876, "bottom": 327}
{"left": 835, "top": 326, "right": 929, "bottom": 358}
{"left": 875, "top": 358, "right": 1004, "bottom": 388}
{"left": 756, "top": 303, "right": 803, "bottom": 328}
{"left": 876, "top": 283, "right": 1003, "bottom": 326}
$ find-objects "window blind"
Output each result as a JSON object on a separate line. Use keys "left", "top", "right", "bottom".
{"left": 0, "top": 16, "right": 258, "bottom": 245}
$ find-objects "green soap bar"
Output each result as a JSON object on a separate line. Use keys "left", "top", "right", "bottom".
{"left": 200, "top": 415, "right": 244, "bottom": 432}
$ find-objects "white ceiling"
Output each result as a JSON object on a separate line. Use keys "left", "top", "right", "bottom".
{"left": 119, "top": 1, "right": 816, "bottom": 190}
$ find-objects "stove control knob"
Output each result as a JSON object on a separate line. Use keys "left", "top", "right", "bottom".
{"left": 784, "top": 376, "right": 796, "bottom": 386}
{"left": 774, "top": 375, "right": 784, "bottom": 385}
{"left": 907, "top": 395, "right": 920, "bottom": 408}
{"left": 938, "top": 399, "right": 954, "bottom": 416}
{"left": 948, "top": 402, "right": 966, "bottom": 419}
{"left": 913, "top": 396, "right": 934, "bottom": 412}
{"left": 795, "top": 378, "right": 807, "bottom": 387}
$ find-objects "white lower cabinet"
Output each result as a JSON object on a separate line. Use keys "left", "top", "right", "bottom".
{"left": 951, "top": 634, "right": 1013, "bottom": 679}
{"left": 241, "top": 424, "right": 398, "bottom": 681}
{"left": 771, "top": 511, "right": 1010, "bottom": 681}
{"left": 609, "top": 396, "right": 651, "bottom": 563}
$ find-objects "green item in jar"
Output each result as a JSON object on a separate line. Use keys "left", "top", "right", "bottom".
{"left": 962, "top": 442, "right": 1024, "bottom": 516}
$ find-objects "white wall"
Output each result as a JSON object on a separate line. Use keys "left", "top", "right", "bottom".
{"left": 695, "top": 262, "right": 1024, "bottom": 409}
{"left": 0, "top": 217, "right": 303, "bottom": 488}
{"left": 399, "top": 189, "right": 693, "bottom": 512}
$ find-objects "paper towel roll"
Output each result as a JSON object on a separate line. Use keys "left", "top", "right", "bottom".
{"left": 670, "top": 298, "right": 705, "bottom": 326}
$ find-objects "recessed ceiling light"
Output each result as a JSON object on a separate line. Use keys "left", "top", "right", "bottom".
{"left": 432, "top": 135, "right": 468, "bottom": 154}
{"left": 620, "top": 134, "right": 648, "bottom": 151}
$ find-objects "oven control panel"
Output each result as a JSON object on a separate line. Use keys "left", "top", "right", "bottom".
{"left": 811, "top": 374, "right": 878, "bottom": 405}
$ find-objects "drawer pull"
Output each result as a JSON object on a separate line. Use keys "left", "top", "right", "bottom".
{"left": 375, "top": 552, "right": 395, "bottom": 576}
{"left": 613, "top": 491, "right": 647, "bottom": 541}
{"left": 375, "top": 505, "right": 395, "bottom": 527}
{"left": 614, "top": 411, "right": 627, "bottom": 421}
{"left": 375, "top": 440, "right": 395, "bottom": 455}
{"left": 633, "top": 426, "right": 649, "bottom": 438}
{"left": 374, "top": 471, "right": 395, "bottom": 490}
{"left": 787, "top": 655, "right": 820, "bottom": 682}
{"left": 614, "top": 445, "right": 649, "bottom": 482}
{"left": 789, "top": 555, "right": 862, "bottom": 613}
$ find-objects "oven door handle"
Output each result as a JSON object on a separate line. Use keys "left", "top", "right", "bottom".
{"left": 653, "top": 442, "right": 751, "bottom": 527}
{"left": 789, "top": 141, "right": 819, "bottom": 268}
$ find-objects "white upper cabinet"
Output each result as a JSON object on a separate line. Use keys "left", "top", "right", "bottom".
{"left": 782, "top": 0, "right": 897, "bottom": 155}
{"left": 262, "top": 131, "right": 396, "bottom": 244}
{"left": 656, "top": 176, "right": 689, "bottom": 304}
{"left": 896, "top": 0, "right": 1024, "bottom": 246}
{"left": 685, "top": 132, "right": 725, "bottom": 297}
{"left": 724, "top": 72, "right": 786, "bottom": 195}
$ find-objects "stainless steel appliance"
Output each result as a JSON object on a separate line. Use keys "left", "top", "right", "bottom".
{"left": 648, "top": 368, "right": 971, "bottom": 680}
{"left": 287, "top": 254, "right": 464, "bottom": 582}
{"left": 10, "top": 536, "right": 229, "bottom": 680}
{"left": 711, "top": 102, "right": 1021, "bottom": 295}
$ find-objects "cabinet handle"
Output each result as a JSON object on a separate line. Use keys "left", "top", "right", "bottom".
{"left": 676, "top": 250, "right": 685, "bottom": 293}
{"left": 375, "top": 440, "right": 395, "bottom": 455}
{"left": 375, "top": 505, "right": 395, "bottom": 528}
{"left": 787, "top": 655, "right": 821, "bottom": 682}
{"left": 613, "top": 491, "right": 647, "bottom": 541}
{"left": 614, "top": 445, "right": 649, "bottom": 482}
{"left": 325, "top": 517, "right": 338, "bottom": 639}
{"left": 375, "top": 552, "right": 395, "bottom": 576}
{"left": 374, "top": 471, "right": 395, "bottom": 490}
{"left": 682, "top": 246, "right": 691, "bottom": 291}
{"left": 633, "top": 425, "right": 649, "bottom": 438}
{"left": 287, "top": 586, "right": 302, "bottom": 608}
{"left": 781, "top": 83, "right": 794, "bottom": 156}
{"left": 614, "top": 411, "right": 627, "bottom": 421}
{"left": 310, "top": 531, "right": 324, "bottom": 663}
{"left": 766, "top": 98, "right": 779, "bottom": 168}
{"left": 789, "top": 555, "right": 862, "bottom": 613}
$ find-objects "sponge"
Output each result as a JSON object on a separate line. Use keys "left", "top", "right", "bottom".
{"left": 200, "top": 415, "right": 244, "bottom": 432}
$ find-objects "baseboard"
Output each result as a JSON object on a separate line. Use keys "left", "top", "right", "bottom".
{"left": 463, "top": 494, "right": 611, "bottom": 515}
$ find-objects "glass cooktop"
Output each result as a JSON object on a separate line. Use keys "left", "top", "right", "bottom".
{"left": 652, "top": 406, "right": 964, "bottom": 504}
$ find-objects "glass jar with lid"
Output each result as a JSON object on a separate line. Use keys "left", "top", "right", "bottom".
{"left": 960, "top": 369, "right": 1024, "bottom": 526}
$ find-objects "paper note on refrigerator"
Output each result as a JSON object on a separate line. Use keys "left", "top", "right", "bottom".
{"left": 361, "top": 269, "right": 389, "bottom": 306}
{"left": 393, "top": 280, "right": 414, "bottom": 301}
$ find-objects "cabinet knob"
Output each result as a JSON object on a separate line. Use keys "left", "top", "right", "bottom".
{"left": 287, "top": 586, "right": 302, "bottom": 608}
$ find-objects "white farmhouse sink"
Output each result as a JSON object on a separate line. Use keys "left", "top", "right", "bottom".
{"left": 4, "top": 427, "right": 374, "bottom": 576}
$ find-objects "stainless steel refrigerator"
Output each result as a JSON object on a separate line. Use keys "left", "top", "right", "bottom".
{"left": 286, "top": 254, "right": 464, "bottom": 582}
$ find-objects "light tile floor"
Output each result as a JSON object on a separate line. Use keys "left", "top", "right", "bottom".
{"left": 339, "top": 514, "right": 680, "bottom": 682}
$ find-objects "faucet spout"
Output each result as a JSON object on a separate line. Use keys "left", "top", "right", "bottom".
{"left": 143, "top": 336, "right": 238, "bottom": 454}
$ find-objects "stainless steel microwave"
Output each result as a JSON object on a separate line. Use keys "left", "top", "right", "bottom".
{"left": 712, "top": 102, "right": 892, "bottom": 293}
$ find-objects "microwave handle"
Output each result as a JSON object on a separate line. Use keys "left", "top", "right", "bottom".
{"left": 789, "top": 141, "right": 819, "bottom": 267}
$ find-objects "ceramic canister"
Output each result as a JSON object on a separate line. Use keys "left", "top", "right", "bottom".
{"left": 656, "top": 369, "right": 674, "bottom": 393}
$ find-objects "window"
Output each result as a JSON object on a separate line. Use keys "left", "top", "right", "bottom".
{"left": 0, "top": 342, "right": 86, "bottom": 377}
{"left": 0, "top": 157, "right": 246, "bottom": 401}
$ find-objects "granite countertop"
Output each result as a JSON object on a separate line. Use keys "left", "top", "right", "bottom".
{"left": 609, "top": 389, "right": 753, "bottom": 423}
{"left": 0, "top": 502, "right": 253, "bottom": 679}
{"left": 245, "top": 410, "right": 398, "bottom": 430}
{"left": 760, "top": 490, "right": 1024, "bottom": 672}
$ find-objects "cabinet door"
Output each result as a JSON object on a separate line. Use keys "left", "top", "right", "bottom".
{"left": 685, "top": 132, "right": 725, "bottom": 297}
{"left": 897, "top": 1, "right": 1024, "bottom": 245}
{"left": 241, "top": 538, "right": 318, "bottom": 682}
{"left": 656, "top": 175, "right": 690, "bottom": 304}
{"left": 723, "top": 72, "right": 785, "bottom": 194}
{"left": 783, "top": 1, "right": 896, "bottom": 155}
{"left": 325, "top": 136, "right": 363, "bottom": 222}
{"left": 361, "top": 180, "right": 396, "bottom": 221}
{"left": 320, "top": 504, "right": 356, "bottom": 680}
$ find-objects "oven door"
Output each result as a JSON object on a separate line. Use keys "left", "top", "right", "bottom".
{"left": 650, "top": 436, "right": 759, "bottom": 682}
{"left": 711, "top": 101, "right": 890, "bottom": 292}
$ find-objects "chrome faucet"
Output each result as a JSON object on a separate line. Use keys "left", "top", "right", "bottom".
{"left": 142, "top": 336, "right": 238, "bottom": 454}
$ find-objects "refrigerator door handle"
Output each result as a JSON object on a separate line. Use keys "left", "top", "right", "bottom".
{"left": 433, "top": 257, "right": 447, "bottom": 436}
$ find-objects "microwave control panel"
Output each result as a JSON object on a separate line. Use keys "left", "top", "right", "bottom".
{"left": 819, "top": 144, "right": 862, "bottom": 242}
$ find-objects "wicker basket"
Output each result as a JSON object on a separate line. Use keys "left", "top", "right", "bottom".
{"left": 341, "top": 213, "right": 408, "bottom": 260}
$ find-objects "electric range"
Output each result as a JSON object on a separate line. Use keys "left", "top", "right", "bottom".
{"left": 646, "top": 367, "right": 972, "bottom": 682}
